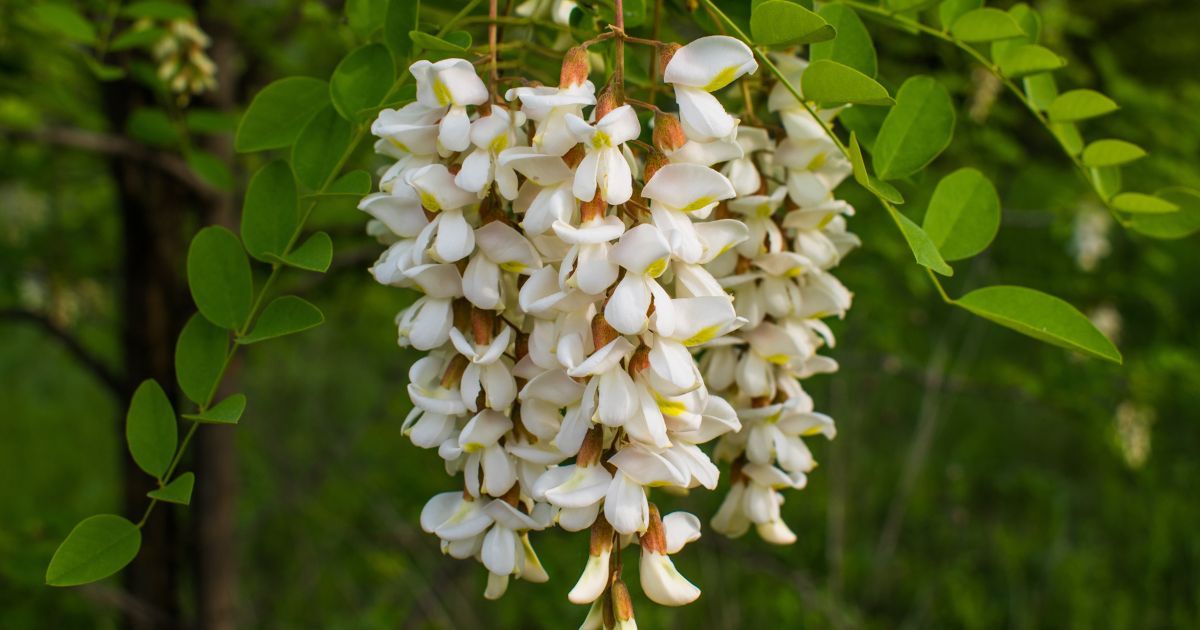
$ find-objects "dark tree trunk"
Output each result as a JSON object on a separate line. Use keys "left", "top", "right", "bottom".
{"left": 105, "top": 76, "right": 190, "bottom": 629}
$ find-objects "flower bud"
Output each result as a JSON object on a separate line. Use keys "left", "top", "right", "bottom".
{"left": 560, "top": 46, "right": 591, "bottom": 88}
{"left": 653, "top": 112, "right": 687, "bottom": 153}
{"left": 568, "top": 516, "right": 614, "bottom": 604}
{"left": 658, "top": 43, "right": 682, "bottom": 74}
{"left": 595, "top": 85, "right": 620, "bottom": 121}
{"left": 643, "top": 150, "right": 670, "bottom": 184}
{"left": 611, "top": 579, "right": 637, "bottom": 627}
{"left": 591, "top": 313, "right": 619, "bottom": 352}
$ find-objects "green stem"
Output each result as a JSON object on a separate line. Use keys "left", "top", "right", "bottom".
{"left": 836, "top": 0, "right": 1119, "bottom": 219}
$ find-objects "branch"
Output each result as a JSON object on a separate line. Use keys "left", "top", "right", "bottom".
{"left": 0, "top": 307, "right": 125, "bottom": 397}
{"left": 3, "top": 127, "right": 222, "bottom": 202}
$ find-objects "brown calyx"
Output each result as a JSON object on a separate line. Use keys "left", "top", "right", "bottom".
{"left": 580, "top": 190, "right": 607, "bottom": 223}
{"left": 589, "top": 513, "right": 615, "bottom": 555}
{"left": 652, "top": 112, "right": 686, "bottom": 153}
{"left": 560, "top": 46, "right": 591, "bottom": 88}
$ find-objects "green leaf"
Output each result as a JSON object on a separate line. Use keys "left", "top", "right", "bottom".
{"left": 235, "top": 77, "right": 330, "bottom": 153}
{"left": 45, "top": 515, "right": 141, "bottom": 587}
{"left": 1082, "top": 139, "right": 1147, "bottom": 168}
{"left": 147, "top": 473, "right": 195, "bottom": 505}
{"left": 291, "top": 106, "right": 354, "bottom": 190}
{"left": 1047, "top": 89, "right": 1118, "bottom": 123}
{"left": 384, "top": 0, "right": 419, "bottom": 59}
{"left": 126, "top": 380, "right": 178, "bottom": 479}
{"left": 183, "top": 394, "right": 246, "bottom": 425}
{"left": 27, "top": 4, "right": 97, "bottom": 43}
{"left": 889, "top": 207, "right": 953, "bottom": 276}
{"left": 848, "top": 133, "right": 905, "bottom": 204}
{"left": 954, "top": 286, "right": 1122, "bottom": 363}
{"left": 122, "top": 1, "right": 195, "bottom": 20}
{"left": 241, "top": 161, "right": 299, "bottom": 262}
{"left": 810, "top": 5, "right": 877, "bottom": 77}
{"left": 800, "top": 59, "right": 893, "bottom": 107}
{"left": 922, "top": 168, "right": 1000, "bottom": 261}
{"left": 176, "top": 313, "right": 228, "bottom": 405}
{"left": 126, "top": 108, "right": 180, "bottom": 148}
{"left": 409, "top": 30, "right": 472, "bottom": 52}
{"left": 272, "top": 232, "right": 334, "bottom": 273}
{"left": 951, "top": 8, "right": 1026, "bottom": 42}
{"left": 872, "top": 76, "right": 956, "bottom": 180}
{"left": 886, "top": 0, "right": 939, "bottom": 11}
{"left": 84, "top": 58, "right": 126, "bottom": 82}
{"left": 1023, "top": 72, "right": 1059, "bottom": 111}
{"left": 751, "top": 1, "right": 835, "bottom": 46}
{"left": 938, "top": 0, "right": 982, "bottom": 31}
{"left": 331, "top": 44, "right": 395, "bottom": 121}
{"left": 1111, "top": 192, "right": 1179, "bottom": 214}
{"left": 599, "top": 0, "right": 646, "bottom": 28}
{"left": 1091, "top": 166, "right": 1122, "bottom": 201}
{"left": 1129, "top": 188, "right": 1200, "bottom": 240}
{"left": 238, "top": 296, "right": 325, "bottom": 344}
{"left": 1051, "top": 121, "right": 1083, "bottom": 156}
{"left": 346, "top": 0, "right": 388, "bottom": 38}
{"left": 110, "top": 26, "right": 165, "bottom": 51}
{"left": 997, "top": 44, "right": 1065, "bottom": 78}
{"left": 989, "top": 4, "right": 1041, "bottom": 61}
{"left": 185, "top": 109, "right": 238, "bottom": 134}
{"left": 187, "top": 227, "right": 254, "bottom": 330}
{"left": 184, "top": 149, "right": 233, "bottom": 191}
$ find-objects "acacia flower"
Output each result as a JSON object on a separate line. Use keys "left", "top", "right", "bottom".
{"left": 410, "top": 58, "right": 489, "bottom": 152}
{"left": 664, "top": 36, "right": 759, "bottom": 141}
{"left": 565, "top": 104, "right": 640, "bottom": 205}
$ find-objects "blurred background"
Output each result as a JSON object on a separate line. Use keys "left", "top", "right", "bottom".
{"left": 2, "top": 0, "right": 1199, "bottom": 628}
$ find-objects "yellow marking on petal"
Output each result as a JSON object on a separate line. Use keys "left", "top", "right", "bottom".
{"left": 765, "top": 353, "right": 791, "bottom": 365}
{"left": 785, "top": 267, "right": 806, "bottom": 278}
{"left": 681, "top": 196, "right": 716, "bottom": 213}
{"left": 388, "top": 137, "right": 411, "bottom": 153}
{"left": 654, "top": 392, "right": 686, "bottom": 417}
{"left": 489, "top": 134, "right": 509, "bottom": 153}
{"left": 682, "top": 324, "right": 722, "bottom": 347}
{"left": 433, "top": 79, "right": 452, "bottom": 106}
{"left": 703, "top": 66, "right": 740, "bottom": 92}
{"left": 756, "top": 203, "right": 774, "bottom": 218}
{"left": 817, "top": 213, "right": 834, "bottom": 229}
{"left": 810, "top": 310, "right": 830, "bottom": 318}
{"left": 463, "top": 443, "right": 484, "bottom": 453}
{"left": 802, "top": 427, "right": 825, "bottom": 436}
{"left": 645, "top": 257, "right": 668, "bottom": 279}
{"left": 500, "top": 261, "right": 527, "bottom": 273}
{"left": 419, "top": 191, "right": 442, "bottom": 212}
{"left": 591, "top": 130, "right": 612, "bottom": 149}
{"left": 765, "top": 411, "right": 783, "bottom": 425}
{"left": 806, "top": 152, "right": 827, "bottom": 172}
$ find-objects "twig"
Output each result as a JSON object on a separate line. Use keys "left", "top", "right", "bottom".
{"left": 1, "top": 307, "right": 125, "bottom": 397}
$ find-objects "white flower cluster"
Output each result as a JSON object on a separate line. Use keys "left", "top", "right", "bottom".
{"left": 702, "top": 55, "right": 860, "bottom": 545}
{"left": 359, "top": 38, "right": 856, "bottom": 620}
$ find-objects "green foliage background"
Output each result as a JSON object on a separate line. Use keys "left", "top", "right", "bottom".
{"left": 2, "top": 0, "right": 1199, "bottom": 627}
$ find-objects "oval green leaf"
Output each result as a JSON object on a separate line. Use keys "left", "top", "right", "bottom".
{"left": 238, "top": 296, "right": 325, "bottom": 345}
{"left": 1047, "top": 89, "right": 1118, "bottom": 123}
{"left": 889, "top": 207, "right": 953, "bottom": 276}
{"left": 384, "top": 0, "right": 419, "bottom": 59}
{"left": 331, "top": 44, "right": 395, "bottom": 121}
{"left": 1129, "top": 188, "right": 1200, "bottom": 240}
{"left": 187, "top": 227, "right": 254, "bottom": 330}
{"left": 235, "top": 77, "right": 330, "bottom": 153}
{"left": 184, "top": 149, "right": 233, "bottom": 191}
{"left": 997, "top": 44, "right": 1065, "bottom": 78}
{"left": 922, "top": 168, "right": 1001, "bottom": 261}
{"left": 176, "top": 313, "right": 229, "bottom": 406}
{"left": 46, "top": 515, "right": 141, "bottom": 587}
{"left": 274, "top": 232, "right": 333, "bottom": 273}
{"left": 126, "top": 380, "right": 178, "bottom": 479}
{"left": 147, "top": 473, "right": 195, "bottom": 505}
{"left": 183, "top": 393, "right": 246, "bottom": 425}
{"left": 872, "top": 76, "right": 956, "bottom": 180}
{"left": 955, "top": 285, "right": 1122, "bottom": 363}
{"left": 950, "top": 8, "right": 1025, "bottom": 42}
{"left": 409, "top": 30, "right": 472, "bottom": 52}
{"left": 938, "top": 0, "right": 982, "bottom": 31}
{"left": 800, "top": 59, "right": 892, "bottom": 108}
{"left": 241, "top": 161, "right": 299, "bottom": 262}
{"left": 1111, "top": 192, "right": 1179, "bottom": 214}
{"left": 751, "top": 1, "right": 835, "bottom": 46}
{"left": 811, "top": 5, "right": 877, "bottom": 77}
{"left": 292, "top": 105, "right": 354, "bottom": 190}
{"left": 1082, "top": 139, "right": 1147, "bottom": 168}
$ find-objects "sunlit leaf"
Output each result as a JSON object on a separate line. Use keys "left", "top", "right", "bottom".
{"left": 955, "top": 286, "right": 1122, "bottom": 363}
{"left": 922, "top": 168, "right": 1001, "bottom": 261}
{"left": 872, "top": 76, "right": 955, "bottom": 180}
{"left": 950, "top": 8, "right": 1026, "bottom": 42}
{"left": 811, "top": 5, "right": 877, "bottom": 77}
{"left": 384, "top": 0, "right": 419, "bottom": 59}
{"left": 1047, "top": 89, "right": 1119, "bottom": 123}
{"left": 1129, "top": 188, "right": 1200, "bottom": 239}
{"left": 1111, "top": 192, "right": 1179, "bottom": 214}
{"left": 800, "top": 59, "right": 893, "bottom": 107}
{"left": 751, "top": 1, "right": 835, "bottom": 46}
{"left": 1082, "top": 139, "right": 1147, "bottom": 168}
{"left": 889, "top": 207, "right": 953, "bottom": 276}
{"left": 997, "top": 44, "right": 1065, "bottom": 78}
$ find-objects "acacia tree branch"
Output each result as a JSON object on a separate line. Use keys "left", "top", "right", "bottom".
{"left": 0, "top": 307, "right": 125, "bottom": 397}
{"left": 3, "top": 127, "right": 222, "bottom": 202}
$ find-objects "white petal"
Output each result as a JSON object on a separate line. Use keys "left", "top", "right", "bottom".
{"left": 568, "top": 549, "right": 611, "bottom": 604}
{"left": 434, "top": 208, "right": 476, "bottom": 263}
{"left": 455, "top": 148, "right": 494, "bottom": 194}
{"left": 639, "top": 550, "right": 701, "bottom": 606}
{"left": 675, "top": 87, "right": 736, "bottom": 142}
{"left": 462, "top": 254, "right": 502, "bottom": 310}
{"left": 663, "top": 35, "right": 757, "bottom": 91}
{"left": 604, "top": 471, "right": 649, "bottom": 535}
{"left": 595, "top": 104, "right": 641, "bottom": 145}
{"left": 610, "top": 224, "right": 672, "bottom": 274}
{"left": 439, "top": 106, "right": 473, "bottom": 152}
{"left": 481, "top": 525, "right": 519, "bottom": 576}
{"left": 662, "top": 512, "right": 702, "bottom": 554}
{"left": 604, "top": 274, "right": 651, "bottom": 335}
{"left": 598, "top": 147, "right": 633, "bottom": 205}
{"left": 641, "top": 163, "right": 736, "bottom": 214}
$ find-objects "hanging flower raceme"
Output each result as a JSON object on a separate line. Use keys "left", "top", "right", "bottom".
{"left": 360, "top": 30, "right": 853, "bottom": 626}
